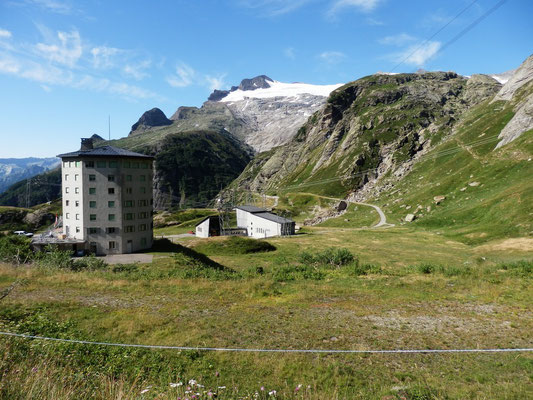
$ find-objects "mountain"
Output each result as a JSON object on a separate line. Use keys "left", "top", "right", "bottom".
{"left": 129, "top": 107, "right": 172, "bottom": 136}
{"left": 0, "top": 168, "right": 61, "bottom": 207}
{"left": 225, "top": 55, "right": 533, "bottom": 243}
{"left": 0, "top": 157, "right": 60, "bottom": 195}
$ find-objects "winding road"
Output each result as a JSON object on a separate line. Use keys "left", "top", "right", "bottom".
{"left": 350, "top": 201, "right": 395, "bottom": 228}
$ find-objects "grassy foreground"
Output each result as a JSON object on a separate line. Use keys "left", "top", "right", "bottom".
{"left": 0, "top": 227, "right": 532, "bottom": 399}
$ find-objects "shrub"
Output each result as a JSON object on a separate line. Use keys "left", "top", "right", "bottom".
{"left": 499, "top": 260, "right": 532, "bottom": 276}
{"left": 34, "top": 246, "right": 73, "bottom": 269}
{"left": 71, "top": 255, "right": 107, "bottom": 271}
{"left": 299, "top": 247, "right": 356, "bottom": 268}
{"left": 0, "top": 234, "right": 33, "bottom": 264}
{"left": 416, "top": 264, "right": 437, "bottom": 274}
{"left": 271, "top": 264, "right": 325, "bottom": 281}
{"left": 350, "top": 263, "right": 381, "bottom": 276}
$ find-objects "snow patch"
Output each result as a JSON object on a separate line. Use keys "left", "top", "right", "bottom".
{"left": 490, "top": 75, "right": 509, "bottom": 84}
{"left": 219, "top": 80, "right": 342, "bottom": 102}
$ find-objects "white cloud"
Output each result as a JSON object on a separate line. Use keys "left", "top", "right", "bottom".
{"left": 378, "top": 33, "right": 416, "bottom": 46}
{"left": 204, "top": 74, "right": 227, "bottom": 91}
{"left": 25, "top": 0, "right": 73, "bottom": 15}
{"left": 239, "top": 0, "right": 312, "bottom": 16}
{"left": 393, "top": 41, "right": 441, "bottom": 67}
{"left": 284, "top": 47, "right": 295, "bottom": 60}
{"left": 123, "top": 59, "right": 151, "bottom": 80}
{"left": 365, "top": 17, "right": 384, "bottom": 26}
{"left": 167, "top": 62, "right": 196, "bottom": 88}
{"left": 35, "top": 29, "right": 82, "bottom": 67}
{"left": 328, "top": 0, "right": 381, "bottom": 17}
{"left": 0, "top": 29, "right": 12, "bottom": 39}
{"left": 318, "top": 50, "right": 346, "bottom": 64}
{"left": 90, "top": 46, "right": 121, "bottom": 69}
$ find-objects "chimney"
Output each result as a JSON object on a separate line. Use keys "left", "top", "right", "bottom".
{"left": 80, "top": 138, "right": 94, "bottom": 151}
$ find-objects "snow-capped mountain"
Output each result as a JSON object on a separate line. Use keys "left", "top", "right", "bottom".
{"left": 210, "top": 76, "right": 342, "bottom": 152}
{"left": 0, "top": 157, "right": 60, "bottom": 194}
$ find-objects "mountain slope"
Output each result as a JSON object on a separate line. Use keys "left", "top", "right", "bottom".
{"left": 0, "top": 157, "right": 59, "bottom": 194}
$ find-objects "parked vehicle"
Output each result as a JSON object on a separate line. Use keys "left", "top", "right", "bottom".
{"left": 13, "top": 231, "right": 34, "bottom": 238}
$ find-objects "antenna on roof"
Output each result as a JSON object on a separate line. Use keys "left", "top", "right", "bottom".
{"left": 108, "top": 115, "right": 111, "bottom": 140}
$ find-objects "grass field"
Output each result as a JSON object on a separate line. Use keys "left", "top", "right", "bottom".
{"left": 1, "top": 225, "right": 532, "bottom": 399}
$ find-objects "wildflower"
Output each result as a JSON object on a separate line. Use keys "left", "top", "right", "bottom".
{"left": 170, "top": 382, "right": 184, "bottom": 387}
{"left": 207, "top": 392, "right": 213, "bottom": 397}
{"left": 31, "top": 367, "right": 38, "bottom": 373}
{"left": 269, "top": 390, "right": 277, "bottom": 396}
{"left": 260, "top": 386, "right": 265, "bottom": 391}
{"left": 215, "top": 371, "right": 220, "bottom": 377}
{"left": 295, "top": 384, "right": 302, "bottom": 392}
{"left": 218, "top": 386, "right": 226, "bottom": 389}
{"left": 197, "top": 384, "right": 204, "bottom": 388}
{"left": 140, "top": 388, "right": 150, "bottom": 394}
{"left": 189, "top": 379, "right": 197, "bottom": 386}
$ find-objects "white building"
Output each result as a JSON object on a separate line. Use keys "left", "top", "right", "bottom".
{"left": 235, "top": 205, "right": 295, "bottom": 238}
{"left": 56, "top": 138, "right": 154, "bottom": 255}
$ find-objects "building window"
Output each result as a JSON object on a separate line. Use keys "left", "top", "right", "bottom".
{"left": 124, "top": 200, "right": 133, "bottom": 207}
{"left": 75, "top": 161, "right": 81, "bottom": 167}
{"left": 108, "top": 188, "right": 115, "bottom": 195}
{"left": 65, "top": 200, "right": 69, "bottom": 206}
{"left": 123, "top": 161, "right": 131, "bottom": 168}
{"left": 109, "top": 161, "right": 118, "bottom": 168}
{"left": 75, "top": 214, "right": 79, "bottom": 220}
{"left": 108, "top": 214, "right": 115, "bottom": 221}
{"left": 139, "top": 224, "right": 147, "bottom": 231}
{"left": 108, "top": 201, "right": 115, "bottom": 208}
{"left": 69, "top": 161, "right": 73, "bottom": 168}
{"left": 141, "top": 237, "right": 147, "bottom": 246}
{"left": 75, "top": 200, "right": 79, "bottom": 207}
{"left": 132, "top": 162, "right": 139, "bottom": 169}
{"left": 74, "top": 187, "right": 79, "bottom": 194}
{"left": 138, "top": 211, "right": 149, "bottom": 219}
{"left": 64, "top": 174, "right": 69, "bottom": 181}
{"left": 74, "top": 174, "right": 79, "bottom": 181}
{"left": 108, "top": 175, "right": 115, "bottom": 182}
{"left": 90, "top": 214, "right": 96, "bottom": 221}
{"left": 89, "top": 174, "right": 96, "bottom": 181}
{"left": 89, "top": 201, "right": 96, "bottom": 208}
{"left": 124, "top": 213, "right": 134, "bottom": 220}
{"left": 66, "top": 213, "right": 70, "bottom": 219}
{"left": 109, "top": 241, "right": 116, "bottom": 249}
{"left": 89, "top": 187, "right": 96, "bottom": 194}
{"left": 86, "top": 161, "right": 94, "bottom": 168}
{"left": 140, "top": 187, "right": 146, "bottom": 194}
{"left": 65, "top": 187, "right": 69, "bottom": 194}
{"left": 63, "top": 161, "right": 68, "bottom": 168}
{"left": 88, "top": 228, "right": 98, "bottom": 234}
{"left": 126, "top": 175, "right": 132, "bottom": 182}
{"left": 124, "top": 225, "right": 135, "bottom": 233}
{"left": 106, "top": 227, "right": 117, "bottom": 234}
{"left": 138, "top": 199, "right": 148, "bottom": 207}
{"left": 125, "top": 187, "right": 132, "bottom": 194}
{"left": 140, "top": 175, "right": 146, "bottom": 182}
{"left": 76, "top": 227, "right": 80, "bottom": 233}
{"left": 141, "top": 163, "right": 148, "bottom": 169}
{"left": 97, "top": 161, "right": 106, "bottom": 168}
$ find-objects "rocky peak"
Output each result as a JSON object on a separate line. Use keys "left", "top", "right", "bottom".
{"left": 129, "top": 108, "right": 172, "bottom": 136}
{"left": 493, "top": 54, "right": 533, "bottom": 101}
{"left": 207, "top": 75, "right": 273, "bottom": 102}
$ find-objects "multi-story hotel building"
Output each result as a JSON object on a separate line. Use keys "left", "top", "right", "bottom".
{"left": 56, "top": 138, "right": 154, "bottom": 255}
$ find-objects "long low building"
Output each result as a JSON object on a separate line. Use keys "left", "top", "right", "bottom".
{"left": 235, "top": 205, "right": 295, "bottom": 238}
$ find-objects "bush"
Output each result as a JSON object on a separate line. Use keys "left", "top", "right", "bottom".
{"left": 35, "top": 246, "right": 73, "bottom": 269}
{"left": 0, "top": 234, "right": 33, "bottom": 264}
{"left": 271, "top": 264, "right": 325, "bottom": 281}
{"left": 498, "top": 260, "right": 532, "bottom": 276}
{"left": 416, "top": 264, "right": 437, "bottom": 274}
{"left": 71, "top": 255, "right": 107, "bottom": 271}
{"left": 350, "top": 263, "right": 381, "bottom": 276}
{"left": 299, "top": 247, "right": 356, "bottom": 268}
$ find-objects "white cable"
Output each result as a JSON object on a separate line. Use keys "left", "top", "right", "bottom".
{"left": 1, "top": 331, "right": 531, "bottom": 354}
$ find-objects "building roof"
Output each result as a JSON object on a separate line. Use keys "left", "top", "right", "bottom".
{"left": 254, "top": 212, "right": 294, "bottom": 224}
{"left": 57, "top": 145, "right": 153, "bottom": 159}
{"left": 195, "top": 215, "right": 219, "bottom": 227}
{"left": 235, "top": 205, "right": 266, "bottom": 213}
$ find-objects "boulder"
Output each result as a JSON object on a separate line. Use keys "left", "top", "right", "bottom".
{"left": 433, "top": 195, "right": 446, "bottom": 204}
{"left": 469, "top": 181, "right": 480, "bottom": 187}
{"left": 405, "top": 213, "right": 416, "bottom": 222}
{"left": 337, "top": 200, "right": 348, "bottom": 212}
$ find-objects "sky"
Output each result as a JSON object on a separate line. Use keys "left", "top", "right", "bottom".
{"left": 0, "top": 0, "right": 531, "bottom": 158}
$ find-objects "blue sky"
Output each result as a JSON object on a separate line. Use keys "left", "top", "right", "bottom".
{"left": 0, "top": 0, "right": 531, "bottom": 157}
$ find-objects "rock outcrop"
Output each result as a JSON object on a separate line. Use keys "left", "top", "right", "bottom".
{"left": 493, "top": 54, "right": 533, "bottom": 101}
{"left": 129, "top": 108, "right": 172, "bottom": 136}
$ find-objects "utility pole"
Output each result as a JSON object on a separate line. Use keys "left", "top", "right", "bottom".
{"left": 25, "top": 178, "right": 31, "bottom": 208}
{"left": 108, "top": 115, "right": 111, "bottom": 140}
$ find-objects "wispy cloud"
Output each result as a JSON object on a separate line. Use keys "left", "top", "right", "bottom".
{"left": 318, "top": 50, "right": 346, "bottom": 64}
{"left": 34, "top": 29, "right": 82, "bottom": 67}
{"left": 90, "top": 46, "right": 122, "bottom": 69}
{"left": 23, "top": 0, "right": 73, "bottom": 15}
{"left": 328, "top": 0, "right": 381, "bottom": 18}
{"left": 391, "top": 41, "right": 442, "bottom": 67}
{"left": 238, "top": 0, "right": 312, "bottom": 16}
{"left": 205, "top": 74, "right": 227, "bottom": 91}
{"left": 284, "top": 47, "right": 295, "bottom": 60}
{"left": 166, "top": 62, "right": 196, "bottom": 88}
{"left": 378, "top": 33, "right": 416, "bottom": 46}
{"left": 123, "top": 59, "right": 151, "bottom": 80}
{"left": 0, "top": 29, "right": 12, "bottom": 39}
{"left": 365, "top": 17, "right": 384, "bottom": 26}
{"left": 0, "top": 27, "right": 162, "bottom": 101}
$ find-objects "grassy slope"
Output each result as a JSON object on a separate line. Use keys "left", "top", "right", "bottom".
{"left": 374, "top": 94, "right": 533, "bottom": 245}
{"left": 1, "top": 227, "right": 532, "bottom": 399}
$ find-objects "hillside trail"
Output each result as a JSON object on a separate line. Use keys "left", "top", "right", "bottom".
{"left": 292, "top": 192, "right": 394, "bottom": 229}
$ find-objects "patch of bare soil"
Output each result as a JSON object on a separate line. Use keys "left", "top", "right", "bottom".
{"left": 474, "top": 237, "right": 533, "bottom": 252}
